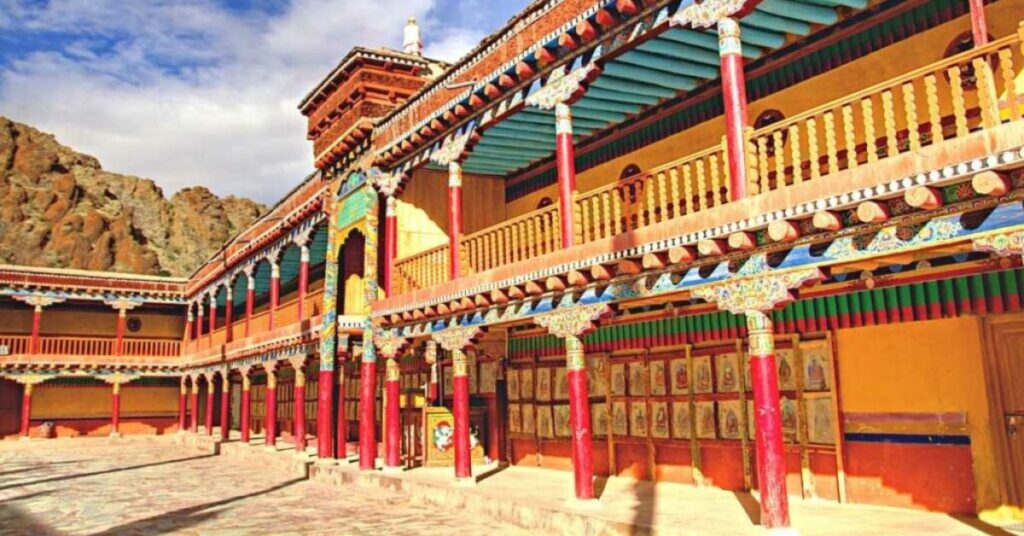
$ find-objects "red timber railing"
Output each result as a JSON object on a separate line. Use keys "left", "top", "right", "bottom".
{"left": 388, "top": 29, "right": 1024, "bottom": 295}
{"left": 185, "top": 288, "right": 326, "bottom": 354}
{"left": 0, "top": 335, "right": 180, "bottom": 357}
{"left": 394, "top": 244, "right": 449, "bottom": 296}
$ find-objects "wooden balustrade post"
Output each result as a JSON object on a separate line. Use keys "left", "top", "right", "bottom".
{"left": 719, "top": 18, "right": 750, "bottom": 201}
{"left": 969, "top": 0, "right": 989, "bottom": 47}
{"left": 555, "top": 103, "right": 579, "bottom": 247}
{"left": 384, "top": 196, "right": 398, "bottom": 296}
{"left": 447, "top": 163, "right": 464, "bottom": 280}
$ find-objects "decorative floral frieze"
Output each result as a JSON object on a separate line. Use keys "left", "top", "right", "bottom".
{"left": 431, "top": 325, "right": 483, "bottom": 352}
{"left": 365, "top": 167, "right": 402, "bottom": 197}
{"left": 973, "top": 230, "right": 1024, "bottom": 257}
{"left": 374, "top": 329, "right": 409, "bottom": 359}
{"left": 429, "top": 128, "right": 475, "bottom": 166}
{"left": 671, "top": 0, "right": 749, "bottom": 29}
{"left": 534, "top": 303, "right": 610, "bottom": 339}
{"left": 525, "top": 64, "right": 597, "bottom": 110}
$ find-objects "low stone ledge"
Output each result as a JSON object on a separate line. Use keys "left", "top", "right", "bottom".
{"left": 219, "top": 441, "right": 312, "bottom": 480}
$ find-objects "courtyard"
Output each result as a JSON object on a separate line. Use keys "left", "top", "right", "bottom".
{"left": 0, "top": 436, "right": 1017, "bottom": 535}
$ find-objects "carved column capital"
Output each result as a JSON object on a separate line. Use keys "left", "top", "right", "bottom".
{"left": 13, "top": 294, "right": 66, "bottom": 310}
{"left": 366, "top": 167, "right": 402, "bottom": 197}
{"left": 429, "top": 128, "right": 475, "bottom": 166}
{"left": 374, "top": 329, "right": 409, "bottom": 360}
{"left": 525, "top": 64, "right": 597, "bottom": 110}
{"left": 431, "top": 325, "right": 483, "bottom": 352}
{"left": 104, "top": 298, "right": 143, "bottom": 312}
{"left": 670, "top": 0, "right": 749, "bottom": 29}
{"left": 690, "top": 268, "right": 823, "bottom": 315}
{"left": 535, "top": 303, "right": 611, "bottom": 339}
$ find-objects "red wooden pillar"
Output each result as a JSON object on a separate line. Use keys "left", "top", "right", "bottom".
{"left": 269, "top": 262, "right": 280, "bottom": 330}
{"left": 452, "top": 349, "right": 472, "bottom": 480}
{"left": 241, "top": 371, "right": 252, "bottom": 443}
{"left": 195, "top": 305, "right": 204, "bottom": 341}
{"left": 298, "top": 245, "right": 310, "bottom": 322}
{"left": 746, "top": 310, "right": 791, "bottom": 529}
{"left": 19, "top": 382, "right": 33, "bottom": 438}
{"left": 114, "top": 308, "right": 127, "bottom": 356}
{"left": 110, "top": 381, "right": 122, "bottom": 437}
{"left": 265, "top": 367, "right": 278, "bottom": 448}
{"left": 178, "top": 378, "right": 188, "bottom": 432}
{"left": 220, "top": 371, "right": 230, "bottom": 441}
{"left": 383, "top": 196, "right": 398, "bottom": 296}
{"left": 189, "top": 379, "right": 199, "bottom": 433}
{"left": 294, "top": 365, "right": 308, "bottom": 454}
{"left": 384, "top": 358, "right": 401, "bottom": 470}
{"left": 317, "top": 366, "right": 335, "bottom": 458}
{"left": 245, "top": 273, "right": 255, "bottom": 337}
{"left": 335, "top": 338, "right": 350, "bottom": 459}
{"left": 426, "top": 341, "right": 438, "bottom": 404}
{"left": 494, "top": 360, "right": 508, "bottom": 462}
{"left": 969, "top": 0, "right": 989, "bottom": 46}
{"left": 205, "top": 375, "right": 215, "bottom": 436}
{"left": 29, "top": 305, "right": 43, "bottom": 355}
{"left": 719, "top": 17, "right": 750, "bottom": 201}
{"left": 208, "top": 294, "right": 217, "bottom": 342}
{"left": 566, "top": 335, "right": 595, "bottom": 499}
{"left": 447, "top": 163, "right": 464, "bottom": 280}
{"left": 224, "top": 289, "right": 234, "bottom": 344}
{"left": 554, "top": 103, "right": 578, "bottom": 247}
{"left": 358, "top": 354, "right": 378, "bottom": 470}
{"left": 184, "top": 310, "right": 194, "bottom": 343}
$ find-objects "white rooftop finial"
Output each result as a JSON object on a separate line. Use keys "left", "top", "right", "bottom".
{"left": 403, "top": 16, "right": 423, "bottom": 56}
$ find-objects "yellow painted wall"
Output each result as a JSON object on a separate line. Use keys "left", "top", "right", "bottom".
{"left": 32, "top": 384, "right": 178, "bottom": 419}
{"left": 0, "top": 306, "right": 184, "bottom": 339}
{"left": 398, "top": 168, "right": 507, "bottom": 259}
{"left": 506, "top": 0, "right": 1024, "bottom": 217}
{"left": 836, "top": 317, "right": 999, "bottom": 509}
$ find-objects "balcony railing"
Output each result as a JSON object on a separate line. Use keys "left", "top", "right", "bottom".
{"left": 0, "top": 335, "right": 181, "bottom": 358}
{"left": 391, "top": 30, "right": 1024, "bottom": 295}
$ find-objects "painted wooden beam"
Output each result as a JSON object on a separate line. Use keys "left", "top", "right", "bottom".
{"left": 616, "top": 50, "right": 719, "bottom": 79}
{"left": 573, "top": 96, "right": 644, "bottom": 115}
{"left": 586, "top": 86, "right": 662, "bottom": 106}
{"left": 591, "top": 76, "right": 677, "bottom": 99}
{"left": 758, "top": 0, "right": 838, "bottom": 26}
{"left": 662, "top": 28, "right": 761, "bottom": 59}
{"left": 637, "top": 38, "right": 721, "bottom": 66}
{"left": 746, "top": 10, "right": 812, "bottom": 35}
{"left": 602, "top": 62, "right": 697, "bottom": 90}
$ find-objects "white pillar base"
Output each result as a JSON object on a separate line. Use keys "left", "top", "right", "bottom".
{"left": 381, "top": 466, "right": 405, "bottom": 475}
{"left": 452, "top": 477, "right": 477, "bottom": 487}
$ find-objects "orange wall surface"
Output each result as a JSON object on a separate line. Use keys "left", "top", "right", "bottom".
{"left": 836, "top": 317, "right": 997, "bottom": 512}
{"left": 1, "top": 305, "right": 184, "bottom": 339}
{"left": 32, "top": 384, "right": 178, "bottom": 419}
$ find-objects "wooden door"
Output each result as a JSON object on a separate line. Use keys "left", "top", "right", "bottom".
{"left": 982, "top": 316, "right": 1024, "bottom": 507}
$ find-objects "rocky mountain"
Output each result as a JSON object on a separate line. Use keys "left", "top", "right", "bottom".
{"left": 0, "top": 116, "right": 266, "bottom": 277}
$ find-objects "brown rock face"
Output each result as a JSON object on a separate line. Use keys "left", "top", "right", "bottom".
{"left": 0, "top": 116, "right": 267, "bottom": 276}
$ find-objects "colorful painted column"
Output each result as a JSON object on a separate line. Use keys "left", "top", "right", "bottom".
{"left": 292, "top": 359, "right": 308, "bottom": 454}
{"left": 535, "top": 304, "right": 608, "bottom": 501}
{"left": 219, "top": 370, "right": 230, "bottom": 441}
{"left": 383, "top": 196, "right": 397, "bottom": 296}
{"left": 189, "top": 376, "right": 200, "bottom": 433}
{"left": 358, "top": 342, "right": 378, "bottom": 470}
{"left": 384, "top": 357, "right": 401, "bottom": 470}
{"left": 746, "top": 310, "right": 791, "bottom": 529}
{"left": 297, "top": 244, "right": 310, "bottom": 322}
{"left": 269, "top": 261, "right": 281, "bottom": 330}
{"left": 178, "top": 377, "right": 188, "bottom": 432}
{"left": 335, "top": 335, "right": 350, "bottom": 460}
{"left": 969, "top": 0, "right": 989, "bottom": 46}
{"left": 554, "top": 103, "right": 578, "bottom": 247}
{"left": 19, "top": 382, "right": 34, "bottom": 438}
{"left": 432, "top": 327, "right": 480, "bottom": 483}
{"left": 447, "top": 162, "right": 464, "bottom": 280}
{"left": 719, "top": 17, "right": 750, "bottom": 201}
{"left": 264, "top": 364, "right": 278, "bottom": 448}
{"left": 240, "top": 367, "right": 252, "bottom": 444}
{"left": 223, "top": 288, "right": 234, "bottom": 344}
{"left": 245, "top": 271, "right": 255, "bottom": 337}
{"left": 204, "top": 374, "right": 215, "bottom": 436}
{"left": 317, "top": 215, "right": 340, "bottom": 460}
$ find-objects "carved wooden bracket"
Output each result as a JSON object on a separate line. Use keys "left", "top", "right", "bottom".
{"left": 374, "top": 329, "right": 409, "bottom": 359}
{"left": 691, "top": 268, "right": 824, "bottom": 314}
{"left": 98, "top": 372, "right": 140, "bottom": 386}
{"left": 534, "top": 303, "right": 611, "bottom": 339}
{"left": 12, "top": 294, "right": 66, "bottom": 309}
{"left": 429, "top": 128, "right": 475, "bottom": 166}
{"left": 365, "top": 167, "right": 402, "bottom": 197}
{"left": 670, "top": 0, "right": 749, "bottom": 29}
{"left": 104, "top": 298, "right": 144, "bottom": 312}
{"left": 525, "top": 64, "right": 598, "bottom": 110}
{"left": 431, "top": 325, "right": 483, "bottom": 352}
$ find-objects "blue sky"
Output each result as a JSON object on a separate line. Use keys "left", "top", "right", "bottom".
{"left": 0, "top": 0, "right": 524, "bottom": 203}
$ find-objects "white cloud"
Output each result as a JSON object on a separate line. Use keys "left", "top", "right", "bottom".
{"left": 0, "top": 0, "right": 490, "bottom": 203}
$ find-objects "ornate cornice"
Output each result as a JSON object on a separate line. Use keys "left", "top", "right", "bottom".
{"left": 691, "top": 268, "right": 824, "bottom": 314}
{"left": 431, "top": 325, "right": 483, "bottom": 352}
{"left": 534, "top": 303, "right": 610, "bottom": 339}
{"left": 374, "top": 329, "right": 409, "bottom": 359}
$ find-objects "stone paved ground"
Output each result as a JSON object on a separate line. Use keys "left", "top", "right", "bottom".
{"left": 0, "top": 437, "right": 532, "bottom": 535}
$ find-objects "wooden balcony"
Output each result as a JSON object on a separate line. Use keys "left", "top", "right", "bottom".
{"left": 390, "top": 31, "right": 1024, "bottom": 298}
{"left": 0, "top": 334, "right": 181, "bottom": 360}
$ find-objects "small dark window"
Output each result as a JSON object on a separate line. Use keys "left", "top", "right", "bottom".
{"left": 537, "top": 197, "right": 553, "bottom": 209}
{"left": 127, "top": 317, "right": 142, "bottom": 332}
{"left": 619, "top": 164, "right": 641, "bottom": 180}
